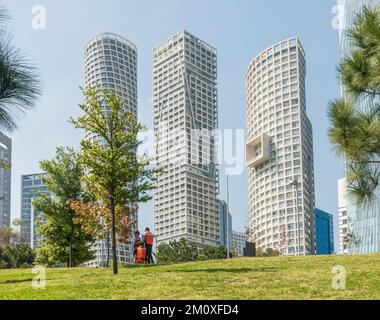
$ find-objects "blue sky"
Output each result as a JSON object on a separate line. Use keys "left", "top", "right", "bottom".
{"left": 3, "top": 0, "right": 343, "bottom": 248}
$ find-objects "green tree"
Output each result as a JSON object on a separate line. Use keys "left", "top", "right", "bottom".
{"left": 33, "top": 147, "right": 95, "bottom": 267}
{"left": 11, "top": 219, "right": 24, "bottom": 244}
{"left": 71, "top": 88, "right": 157, "bottom": 274}
{"left": 0, "top": 225, "right": 14, "bottom": 246}
{"left": 0, "top": 6, "right": 41, "bottom": 133}
{"left": 328, "top": 5, "right": 380, "bottom": 205}
{"left": 0, "top": 246, "right": 4, "bottom": 268}
{"left": 0, "top": 219, "right": 24, "bottom": 245}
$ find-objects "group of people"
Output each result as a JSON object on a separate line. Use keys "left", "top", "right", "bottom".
{"left": 133, "top": 227, "right": 155, "bottom": 264}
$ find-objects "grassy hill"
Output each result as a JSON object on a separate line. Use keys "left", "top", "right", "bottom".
{"left": 1, "top": 253, "right": 380, "bottom": 300}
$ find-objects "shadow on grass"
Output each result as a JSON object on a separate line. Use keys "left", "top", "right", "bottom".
{"left": 0, "top": 278, "right": 33, "bottom": 285}
{"left": 125, "top": 264, "right": 159, "bottom": 269}
{"left": 166, "top": 267, "right": 277, "bottom": 274}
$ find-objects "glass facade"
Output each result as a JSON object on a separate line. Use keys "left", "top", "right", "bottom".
{"left": 338, "top": 0, "right": 380, "bottom": 58}
{"left": 0, "top": 133, "right": 11, "bottom": 229}
{"left": 316, "top": 209, "right": 334, "bottom": 255}
{"left": 219, "top": 200, "right": 232, "bottom": 250}
{"left": 20, "top": 173, "right": 48, "bottom": 249}
{"left": 338, "top": 0, "right": 380, "bottom": 254}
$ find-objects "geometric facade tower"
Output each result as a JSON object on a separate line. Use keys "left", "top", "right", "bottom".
{"left": 153, "top": 30, "right": 220, "bottom": 247}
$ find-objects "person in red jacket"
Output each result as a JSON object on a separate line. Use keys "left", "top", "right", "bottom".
{"left": 135, "top": 243, "right": 146, "bottom": 265}
{"left": 142, "top": 227, "right": 155, "bottom": 264}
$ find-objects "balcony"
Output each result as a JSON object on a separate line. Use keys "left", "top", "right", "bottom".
{"left": 246, "top": 133, "right": 270, "bottom": 168}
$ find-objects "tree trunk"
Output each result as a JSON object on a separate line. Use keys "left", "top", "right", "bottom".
{"left": 106, "top": 233, "right": 110, "bottom": 268}
{"left": 69, "top": 221, "right": 74, "bottom": 268}
{"left": 111, "top": 197, "right": 118, "bottom": 275}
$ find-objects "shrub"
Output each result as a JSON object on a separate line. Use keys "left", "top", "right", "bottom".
{"left": 0, "top": 243, "right": 35, "bottom": 269}
{"left": 157, "top": 238, "right": 228, "bottom": 264}
{"left": 157, "top": 238, "right": 199, "bottom": 264}
{"left": 256, "top": 248, "right": 280, "bottom": 257}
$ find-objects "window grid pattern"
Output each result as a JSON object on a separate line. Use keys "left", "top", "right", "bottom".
{"left": 232, "top": 231, "right": 247, "bottom": 257}
{"left": 20, "top": 173, "right": 48, "bottom": 249}
{"left": 0, "top": 133, "right": 11, "bottom": 229}
{"left": 85, "top": 33, "right": 138, "bottom": 116}
{"left": 246, "top": 38, "right": 316, "bottom": 256}
{"left": 153, "top": 30, "right": 219, "bottom": 247}
{"left": 84, "top": 33, "right": 138, "bottom": 266}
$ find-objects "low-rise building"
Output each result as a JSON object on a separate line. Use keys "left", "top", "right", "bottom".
{"left": 316, "top": 209, "right": 334, "bottom": 255}
{"left": 232, "top": 231, "right": 247, "bottom": 257}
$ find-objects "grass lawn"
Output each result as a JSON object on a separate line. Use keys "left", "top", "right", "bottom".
{"left": 1, "top": 253, "right": 380, "bottom": 300}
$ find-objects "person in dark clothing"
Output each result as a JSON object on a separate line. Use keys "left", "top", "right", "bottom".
{"left": 133, "top": 230, "right": 142, "bottom": 257}
{"left": 142, "top": 227, "right": 155, "bottom": 264}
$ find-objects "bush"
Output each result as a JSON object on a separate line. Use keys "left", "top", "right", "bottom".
{"left": 256, "top": 248, "right": 280, "bottom": 257}
{"left": 157, "top": 238, "right": 199, "bottom": 264}
{"left": 200, "top": 245, "right": 227, "bottom": 260}
{"left": 157, "top": 238, "right": 228, "bottom": 264}
{"left": 0, "top": 243, "right": 35, "bottom": 269}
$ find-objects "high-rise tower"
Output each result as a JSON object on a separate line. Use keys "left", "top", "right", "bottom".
{"left": 338, "top": 0, "right": 380, "bottom": 254}
{"left": 246, "top": 38, "right": 316, "bottom": 256}
{"left": 84, "top": 33, "right": 138, "bottom": 266}
{"left": 153, "top": 30, "right": 219, "bottom": 247}
{"left": 0, "top": 132, "right": 11, "bottom": 229}
{"left": 20, "top": 173, "right": 48, "bottom": 249}
{"left": 85, "top": 33, "right": 137, "bottom": 116}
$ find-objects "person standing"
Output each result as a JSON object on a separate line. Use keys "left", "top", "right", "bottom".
{"left": 143, "top": 227, "right": 155, "bottom": 264}
{"left": 133, "top": 230, "right": 142, "bottom": 257}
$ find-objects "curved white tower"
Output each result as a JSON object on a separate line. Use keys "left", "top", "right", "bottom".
{"left": 83, "top": 33, "right": 138, "bottom": 266}
{"left": 85, "top": 33, "right": 137, "bottom": 117}
{"left": 246, "top": 37, "right": 315, "bottom": 256}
